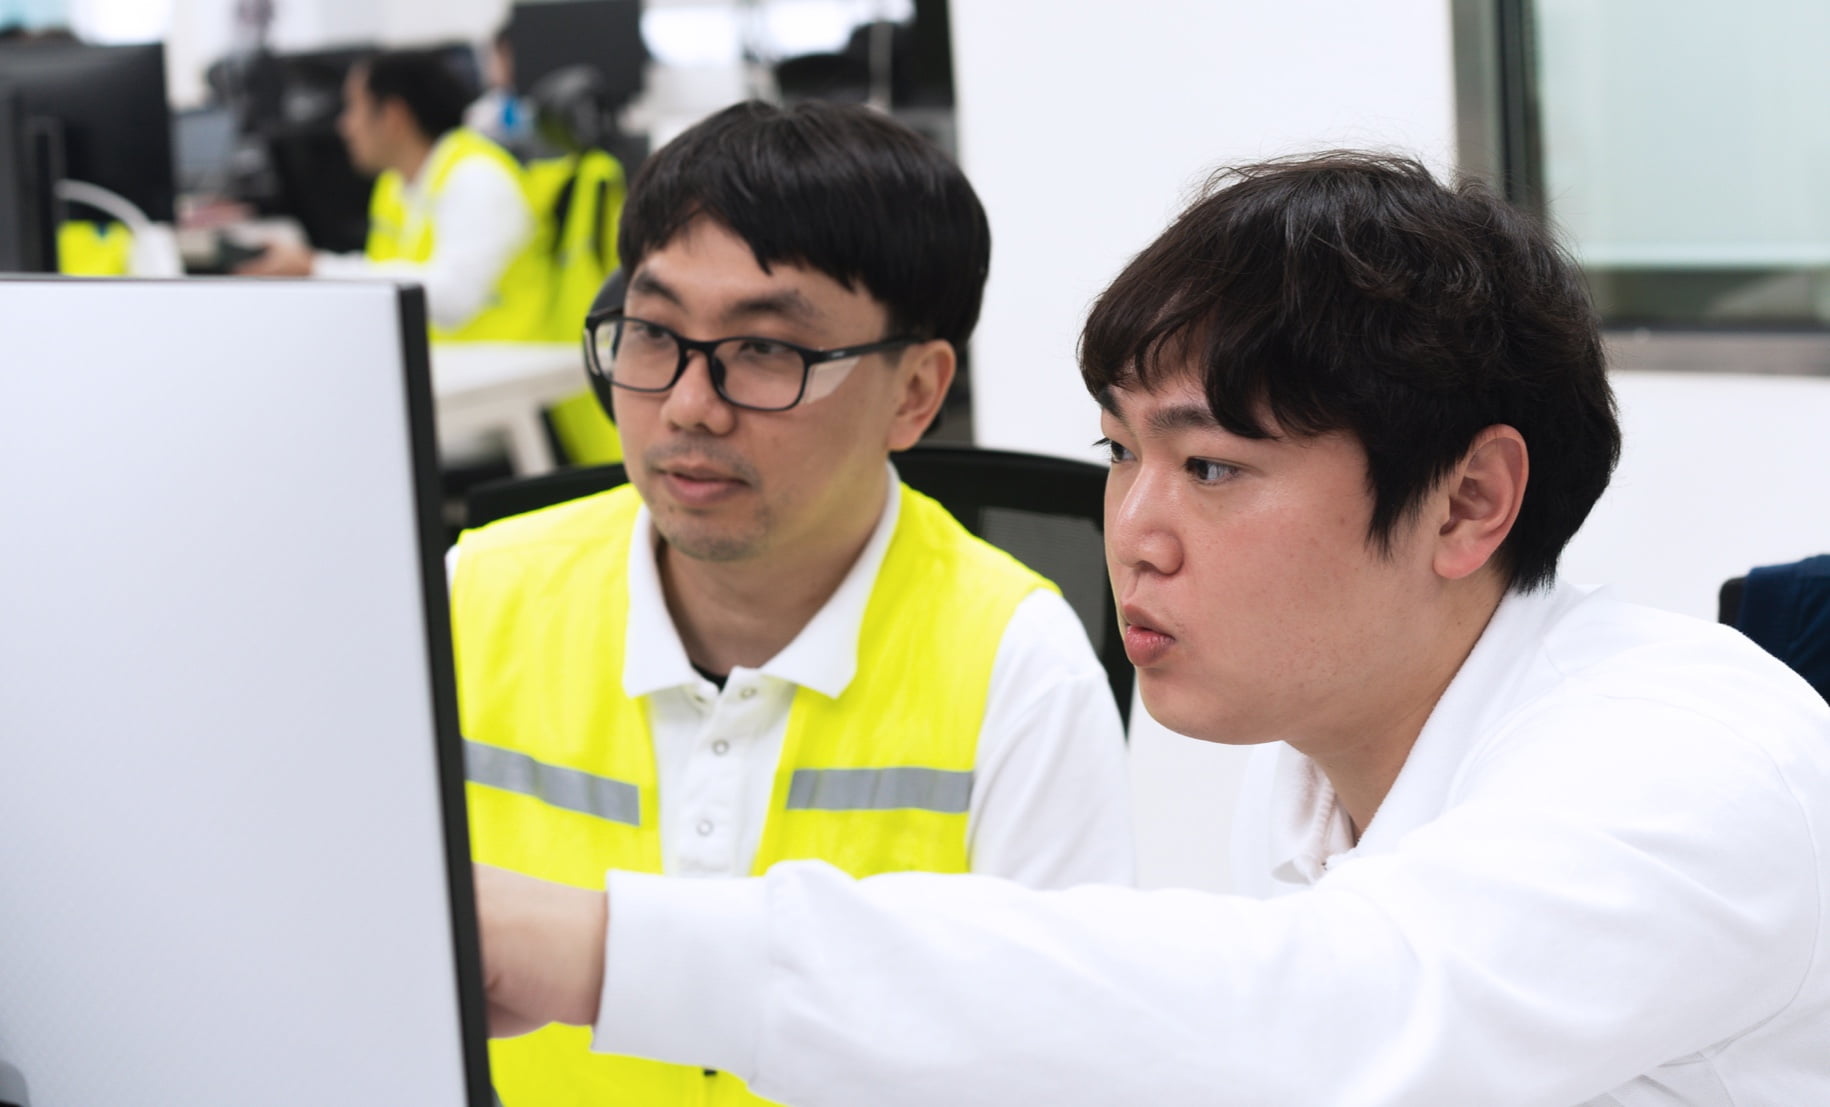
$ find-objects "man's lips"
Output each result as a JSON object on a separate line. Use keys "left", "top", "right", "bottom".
{"left": 655, "top": 463, "right": 748, "bottom": 506}
{"left": 661, "top": 464, "right": 742, "bottom": 483}
{"left": 1119, "top": 603, "right": 1176, "bottom": 666}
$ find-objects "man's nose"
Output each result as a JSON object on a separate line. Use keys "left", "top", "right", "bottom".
{"left": 659, "top": 350, "right": 736, "bottom": 434}
{"left": 1106, "top": 468, "right": 1183, "bottom": 579}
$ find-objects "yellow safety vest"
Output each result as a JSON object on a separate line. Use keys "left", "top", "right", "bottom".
{"left": 367, "top": 128, "right": 552, "bottom": 342}
{"left": 525, "top": 147, "right": 626, "bottom": 341}
{"left": 56, "top": 221, "right": 132, "bottom": 275}
{"left": 452, "top": 483, "right": 1055, "bottom": 1106}
{"left": 524, "top": 148, "right": 628, "bottom": 463}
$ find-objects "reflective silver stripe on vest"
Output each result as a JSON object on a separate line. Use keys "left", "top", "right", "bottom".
{"left": 785, "top": 767, "right": 973, "bottom": 814}
{"left": 464, "top": 740, "right": 641, "bottom": 827}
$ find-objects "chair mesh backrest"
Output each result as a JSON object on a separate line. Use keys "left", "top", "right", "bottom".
{"left": 885, "top": 446, "right": 1129, "bottom": 726}
{"left": 978, "top": 507, "right": 1109, "bottom": 659}
{"left": 464, "top": 445, "right": 1132, "bottom": 725}
{"left": 467, "top": 463, "right": 629, "bottom": 528}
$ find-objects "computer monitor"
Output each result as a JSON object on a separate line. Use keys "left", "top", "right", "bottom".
{"left": 172, "top": 103, "right": 239, "bottom": 196}
{"left": 509, "top": 0, "right": 648, "bottom": 115}
{"left": 265, "top": 121, "right": 374, "bottom": 252}
{"left": 0, "top": 40, "right": 175, "bottom": 223}
{"left": 0, "top": 82, "right": 58, "bottom": 271}
{"left": 0, "top": 277, "right": 493, "bottom": 1107}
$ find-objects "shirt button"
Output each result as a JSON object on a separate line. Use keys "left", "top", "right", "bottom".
{"left": 739, "top": 686, "right": 758, "bottom": 700}
{"left": 712, "top": 739, "right": 730, "bottom": 756}
{"left": 696, "top": 819, "right": 714, "bottom": 836}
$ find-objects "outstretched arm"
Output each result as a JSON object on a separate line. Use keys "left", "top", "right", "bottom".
{"left": 472, "top": 863, "right": 605, "bottom": 1038}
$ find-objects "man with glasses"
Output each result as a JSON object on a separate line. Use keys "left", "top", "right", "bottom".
{"left": 450, "top": 100, "right": 1133, "bottom": 1107}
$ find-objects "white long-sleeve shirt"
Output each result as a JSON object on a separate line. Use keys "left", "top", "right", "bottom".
{"left": 450, "top": 468, "right": 1136, "bottom": 885}
{"left": 314, "top": 131, "right": 533, "bottom": 333}
{"left": 592, "top": 582, "right": 1830, "bottom": 1106}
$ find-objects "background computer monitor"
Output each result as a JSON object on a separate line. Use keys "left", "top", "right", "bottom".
{"left": 0, "top": 40, "right": 175, "bottom": 223}
{"left": 171, "top": 103, "right": 240, "bottom": 197}
{"left": 0, "top": 278, "right": 492, "bottom": 1107}
{"left": 0, "top": 83, "right": 58, "bottom": 271}
{"left": 509, "top": 0, "right": 648, "bottom": 115}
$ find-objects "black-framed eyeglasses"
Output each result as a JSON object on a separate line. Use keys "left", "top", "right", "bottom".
{"left": 582, "top": 310, "right": 918, "bottom": 412}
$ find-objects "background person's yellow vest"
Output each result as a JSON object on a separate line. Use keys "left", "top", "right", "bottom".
{"left": 56, "top": 221, "right": 132, "bottom": 275}
{"left": 366, "top": 128, "right": 552, "bottom": 343}
{"left": 524, "top": 147, "right": 626, "bottom": 343}
{"left": 523, "top": 148, "right": 627, "bottom": 464}
{"left": 453, "top": 484, "right": 1056, "bottom": 1106}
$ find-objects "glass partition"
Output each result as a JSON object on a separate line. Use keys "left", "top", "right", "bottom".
{"left": 1531, "top": 0, "right": 1830, "bottom": 326}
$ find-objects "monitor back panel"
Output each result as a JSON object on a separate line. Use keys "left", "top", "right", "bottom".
{"left": 0, "top": 278, "right": 487, "bottom": 1107}
{"left": 510, "top": 0, "right": 648, "bottom": 109}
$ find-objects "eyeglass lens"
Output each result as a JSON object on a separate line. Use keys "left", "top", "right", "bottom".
{"left": 598, "top": 320, "right": 828, "bottom": 410}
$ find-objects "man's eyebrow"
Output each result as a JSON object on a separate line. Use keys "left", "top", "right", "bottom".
{"left": 624, "top": 275, "right": 824, "bottom": 329}
{"left": 1147, "top": 402, "right": 1222, "bottom": 435}
{"left": 1096, "top": 387, "right": 1224, "bottom": 435}
{"left": 724, "top": 288, "right": 822, "bottom": 326}
{"left": 627, "top": 270, "right": 682, "bottom": 307}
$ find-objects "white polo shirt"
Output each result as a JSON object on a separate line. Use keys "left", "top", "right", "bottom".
{"left": 595, "top": 582, "right": 1830, "bottom": 1106}
{"left": 314, "top": 130, "right": 533, "bottom": 333}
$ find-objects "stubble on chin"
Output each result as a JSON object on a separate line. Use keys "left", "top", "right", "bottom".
{"left": 652, "top": 504, "right": 774, "bottom": 564}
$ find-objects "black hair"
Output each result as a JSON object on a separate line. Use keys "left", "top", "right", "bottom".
{"left": 358, "top": 49, "right": 470, "bottom": 142}
{"left": 1080, "top": 151, "right": 1620, "bottom": 592}
{"left": 617, "top": 100, "right": 990, "bottom": 349}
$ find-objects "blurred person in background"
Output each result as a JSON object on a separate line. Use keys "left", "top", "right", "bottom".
{"left": 238, "top": 48, "right": 550, "bottom": 341}
{"left": 463, "top": 21, "right": 532, "bottom": 154}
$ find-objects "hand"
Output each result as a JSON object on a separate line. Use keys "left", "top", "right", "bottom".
{"left": 472, "top": 863, "right": 609, "bottom": 1038}
{"left": 233, "top": 240, "right": 315, "bottom": 276}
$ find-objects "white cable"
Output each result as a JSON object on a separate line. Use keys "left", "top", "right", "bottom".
{"left": 54, "top": 178, "right": 150, "bottom": 232}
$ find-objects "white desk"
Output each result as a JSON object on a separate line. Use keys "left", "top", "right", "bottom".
{"left": 428, "top": 341, "right": 590, "bottom": 475}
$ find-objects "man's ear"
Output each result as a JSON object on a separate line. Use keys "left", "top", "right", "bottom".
{"left": 886, "top": 340, "right": 956, "bottom": 451}
{"left": 1433, "top": 424, "right": 1528, "bottom": 581}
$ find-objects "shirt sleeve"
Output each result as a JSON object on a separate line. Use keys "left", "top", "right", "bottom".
{"left": 595, "top": 696, "right": 1823, "bottom": 1106}
{"left": 311, "top": 156, "right": 534, "bottom": 332}
{"left": 966, "top": 589, "right": 1134, "bottom": 887}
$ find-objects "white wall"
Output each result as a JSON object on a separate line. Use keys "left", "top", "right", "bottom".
{"left": 949, "top": 1, "right": 1460, "bottom": 893}
{"left": 951, "top": 0, "right": 1459, "bottom": 464}
{"left": 1562, "top": 368, "right": 1830, "bottom": 621}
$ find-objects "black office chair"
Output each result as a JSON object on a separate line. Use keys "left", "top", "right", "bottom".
{"left": 466, "top": 459, "right": 628, "bottom": 526}
{"left": 465, "top": 444, "right": 1133, "bottom": 725}
{"left": 1718, "top": 576, "right": 1746, "bottom": 626}
{"left": 1719, "top": 554, "right": 1830, "bottom": 704}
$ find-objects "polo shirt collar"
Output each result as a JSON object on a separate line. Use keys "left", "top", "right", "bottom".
{"left": 622, "top": 464, "right": 902, "bottom": 701}
{"left": 1264, "top": 581, "right": 1587, "bottom": 884}
{"left": 401, "top": 129, "right": 463, "bottom": 195}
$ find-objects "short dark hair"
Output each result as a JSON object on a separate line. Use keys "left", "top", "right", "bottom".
{"left": 1080, "top": 151, "right": 1619, "bottom": 592}
{"left": 359, "top": 49, "right": 470, "bottom": 142}
{"left": 618, "top": 100, "right": 990, "bottom": 349}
